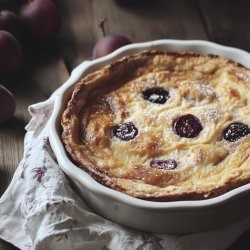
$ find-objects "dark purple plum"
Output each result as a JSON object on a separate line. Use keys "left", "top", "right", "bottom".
{"left": 0, "top": 31, "right": 23, "bottom": 74}
{"left": 112, "top": 122, "right": 138, "bottom": 141}
{"left": 20, "top": 0, "right": 61, "bottom": 40}
{"left": 0, "top": 10, "right": 24, "bottom": 38}
{"left": 223, "top": 122, "right": 250, "bottom": 142}
{"left": 0, "top": 85, "right": 16, "bottom": 123}
{"left": 173, "top": 114, "right": 203, "bottom": 138}
{"left": 150, "top": 159, "right": 178, "bottom": 170}
{"left": 93, "top": 34, "right": 131, "bottom": 59}
{"left": 142, "top": 87, "right": 170, "bottom": 104}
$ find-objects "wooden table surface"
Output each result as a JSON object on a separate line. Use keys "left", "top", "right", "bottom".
{"left": 0, "top": 0, "right": 250, "bottom": 249}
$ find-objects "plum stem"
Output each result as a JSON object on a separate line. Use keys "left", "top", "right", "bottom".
{"left": 98, "top": 17, "right": 107, "bottom": 37}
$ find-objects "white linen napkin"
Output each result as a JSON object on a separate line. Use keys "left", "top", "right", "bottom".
{"left": 1, "top": 88, "right": 250, "bottom": 250}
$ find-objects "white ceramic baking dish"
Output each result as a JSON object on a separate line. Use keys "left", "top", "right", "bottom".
{"left": 49, "top": 40, "right": 250, "bottom": 234}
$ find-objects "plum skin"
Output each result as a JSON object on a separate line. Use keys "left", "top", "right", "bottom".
{"left": 20, "top": 0, "right": 61, "bottom": 40}
{"left": 0, "top": 31, "right": 24, "bottom": 74}
{"left": 93, "top": 34, "right": 131, "bottom": 59}
{"left": 0, "top": 10, "right": 23, "bottom": 38}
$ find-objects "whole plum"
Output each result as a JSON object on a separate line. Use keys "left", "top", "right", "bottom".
{"left": 0, "top": 31, "right": 24, "bottom": 74}
{"left": 20, "top": 0, "right": 61, "bottom": 40}
{"left": 93, "top": 34, "right": 131, "bottom": 59}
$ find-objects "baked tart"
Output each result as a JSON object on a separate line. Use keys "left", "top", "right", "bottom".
{"left": 61, "top": 50, "right": 250, "bottom": 201}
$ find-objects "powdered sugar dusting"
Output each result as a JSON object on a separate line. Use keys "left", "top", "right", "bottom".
{"left": 194, "top": 83, "right": 215, "bottom": 97}
{"left": 201, "top": 107, "right": 223, "bottom": 122}
{"left": 144, "top": 110, "right": 157, "bottom": 120}
{"left": 147, "top": 74, "right": 157, "bottom": 85}
{"left": 164, "top": 111, "right": 179, "bottom": 121}
{"left": 193, "top": 147, "right": 215, "bottom": 166}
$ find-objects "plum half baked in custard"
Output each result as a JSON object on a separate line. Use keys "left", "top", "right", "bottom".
{"left": 61, "top": 50, "right": 250, "bottom": 201}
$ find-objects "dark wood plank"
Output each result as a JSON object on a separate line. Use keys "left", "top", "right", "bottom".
{"left": 0, "top": 241, "right": 16, "bottom": 250}
{"left": 92, "top": 0, "right": 208, "bottom": 42}
{"left": 54, "top": 0, "right": 95, "bottom": 70}
{"left": 197, "top": 0, "right": 250, "bottom": 52}
{"left": 57, "top": 0, "right": 208, "bottom": 71}
{"left": 228, "top": 229, "right": 250, "bottom": 250}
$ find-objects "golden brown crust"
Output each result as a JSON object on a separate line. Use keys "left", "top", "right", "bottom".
{"left": 61, "top": 50, "right": 250, "bottom": 201}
